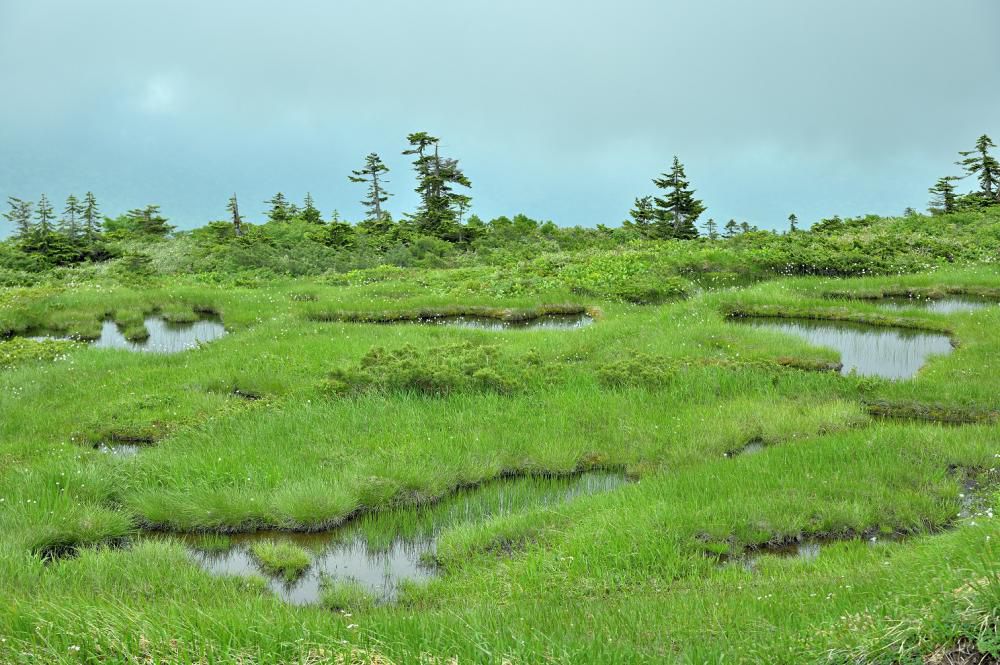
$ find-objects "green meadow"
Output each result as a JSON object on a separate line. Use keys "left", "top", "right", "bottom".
{"left": 1, "top": 251, "right": 998, "bottom": 662}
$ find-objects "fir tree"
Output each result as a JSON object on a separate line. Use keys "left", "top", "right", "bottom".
{"left": 702, "top": 218, "right": 719, "bottom": 240}
{"left": 348, "top": 153, "right": 391, "bottom": 222}
{"left": 627, "top": 196, "right": 656, "bottom": 237}
{"left": 227, "top": 194, "right": 244, "bottom": 237}
{"left": 126, "top": 205, "right": 174, "bottom": 236}
{"left": 35, "top": 194, "right": 55, "bottom": 234}
{"left": 301, "top": 193, "right": 323, "bottom": 224}
{"left": 60, "top": 194, "right": 83, "bottom": 239}
{"left": 928, "top": 176, "right": 959, "bottom": 214}
{"left": 723, "top": 219, "right": 739, "bottom": 238}
{"left": 957, "top": 134, "right": 999, "bottom": 202}
{"left": 788, "top": 213, "right": 798, "bottom": 233}
{"left": 652, "top": 156, "right": 704, "bottom": 240}
{"left": 265, "top": 193, "right": 291, "bottom": 223}
{"left": 739, "top": 221, "right": 752, "bottom": 234}
{"left": 3, "top": 197, "right": 34, "bottom": 238}
{"left": 82, "top": 192, "right": 102, "bottom": 243}
{"left": 403, "top": 132, "right": 471, "bottom": 240}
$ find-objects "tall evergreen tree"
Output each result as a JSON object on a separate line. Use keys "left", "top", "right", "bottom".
{"left": 60, "top": 194, "right": 83, "bottom": 239}
{"left": 788, "top": 213, "right": 798, "bottom": 233}
{"left": 652, "top": 157, "right": 704, "bottom": 240}
{"left": 35, "top": 195, "right": 56, "bottom": 234}
{"left": 3, "top": 197, "right": 34, "bottom": 238}
{"left": 81, "top": 192, "right": 102, "bottom": 243}
{"left": 265, "top": 193, "right": 291, "bottom": 223}
{"left": 928, "top": 176, "right": 959, "bottom": 214}
{"left": 348, "top": 153, "right": 391, "bottom": 221}
{"left": 627, "top": 196, "right": 656, "bottom": 237}
{"left": 957, "top": 134, "right": 999, "bottom": 202}
{"left": 403, "top": 132, "right": 471, "bottom": 240}
{"left": 301, "top": 193, "right": 323, "bottom": 224}
{"left": 723, "top": 219, "right": 739, "bottom": 238}
{"left": 227, "top": 194, "right": 244, "bottom": 237}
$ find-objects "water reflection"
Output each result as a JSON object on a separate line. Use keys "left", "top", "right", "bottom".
{"left": 183, "top": 472, "right": 626, "bottom": 605}
{"left": 35, "top": 316, "right": 226, "bottom": 353}
{"left": 739, "top": 317, "right": 952, "bottom": 379}
{"left": 877, "top": 296, "right": 994, "bottom": 314}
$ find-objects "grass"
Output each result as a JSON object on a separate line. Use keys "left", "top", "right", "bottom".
{"left": 0, "top": 266, "right": 998, "bottom": 662}
{"left": 248, "top": 540, "right": 312, "bottom": 581}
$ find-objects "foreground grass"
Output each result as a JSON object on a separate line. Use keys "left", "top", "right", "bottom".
{"left": 0, "top": 266, "right": 998, "bottom": 662}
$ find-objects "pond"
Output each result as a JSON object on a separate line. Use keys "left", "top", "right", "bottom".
{"left": 876, "top": 296, "right": 995, "bottom": 314}
{"left": 34, "top": 316, "right": 226, "bottom": 353}
{"left": 181, "top": 471, "right": 626, "bottom": 606}
{"left": 737, "top": 317, "right": 953, "bottom": 380}
{"left": 419, "top": 313, "right": 594, "bottom": 331}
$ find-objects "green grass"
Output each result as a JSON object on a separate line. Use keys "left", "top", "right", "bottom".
{"left": 0, "top": 266, "right": 998, "bottom": 662}
{"left": 248, "top": 540, "right": 312, "bottom": 581}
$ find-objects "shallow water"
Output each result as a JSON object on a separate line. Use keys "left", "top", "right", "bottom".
{"left": 739, "top": 317, "right": 953, "bottom": 379}
{"left": 876, "top": 296, "right": 995, "bottom": 314}
{"left": 421, "top": 313, "right": 594, "bottom": 331}
{"left": 182, "top": 471, "right": 626, "bottom": 605}
{"left": 35, "top": 316, "right": 226, "bottom": 353}
{"left": 96, "top": 443, "right": 142, "bottom": 457}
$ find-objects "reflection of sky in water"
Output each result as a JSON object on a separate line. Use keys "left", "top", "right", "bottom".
{"left": 35, "top": 316, "right": 226, "bottom": 353}
{"left": 742, "top": 318, "right": 953, "bottom": 379}
{"left": 877, "top": 297, "right": 994, "bottom": 314}
{"left": 185, "top": 472, "right": 626, "bottom": 605}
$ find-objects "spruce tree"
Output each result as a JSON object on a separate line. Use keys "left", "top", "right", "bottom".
{"left": 788, "top": 213, "right": 798, "bottom": 233}
{"left": 928, "top": 176, "right": 959, "bottom": 214}
{"left": 348, "top": 153, "right": 391, "bottom": 222}
{"left": 3, "top": 197, "right": 34, "bottom": 238}
{"left": 126, "top": 205, "right": 174, "bottom": 236}
{"left": 723, "top": 219, "right": 739, "bottom": 238}
{"left": 227, "top": 194, "right": 245, "bottom": 237}
{"left": 652, "top": 156, "right": 704, "bottom": 240}
{"left": 301, "top": 193, "right": 323, "bottom": 224}
{"left": 957, "top": 134, "right": 999, "bottom": 202}
{"left": 265, "top": 193, "right": 290, "bottom": 223}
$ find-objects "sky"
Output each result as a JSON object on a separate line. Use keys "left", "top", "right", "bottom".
{"left": 1, "top": 0, "right": 998, "bottom": 235}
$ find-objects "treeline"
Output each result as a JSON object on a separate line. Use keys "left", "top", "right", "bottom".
{"left": 3, "top": 131, "right": 998, "bottom": 273}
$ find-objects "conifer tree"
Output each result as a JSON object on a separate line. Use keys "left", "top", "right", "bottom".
{"left": 126, "top": 205, "right": 174, "bottom": 236}
{"left": 82, "top": 192, "right": 102, "bottom": 244}
{"left": 788, "top": 213, "right": 798, "bottom": 233}
{"left": 35, "top": 195, "right": 55, "bottom": 234}
{"left": 348, "top": 152, "right": 391, "bottom": 222}
{"left": 60, "top": 194, "right": 83, "bottom": 239}
{"left": 627, "top": 196, "right": 656, "bottom": 237}
{"left": 265, "top": 193, "right": 290, "bottom": 223}
{"left": 301, "top": 193, "right": 323, "bottom": 224}
{"left": 702, "top": 218, "right": 719, "bottom": 240}
{"left": 227, "top": 194, "right": 244, "bottom": 237}
{"left": 957, "top": 134, "right": 999, "bottom": 202}
{"left": 652, "top": 156, "right": 704, "bottom": 240}
{"left": 3, "top": 197, "right": 34, "bottom": 238}
{"left": 403, "top": 132, "right": 471, "bottom": 240}
{"left": 723, "top": 219, "right": 739, "bottom": 238}
{"left": 739, "top": 221, "right": 752, "bottom": 234}
{"left": 928, "top": 176, "right": 959, "bottom": 214}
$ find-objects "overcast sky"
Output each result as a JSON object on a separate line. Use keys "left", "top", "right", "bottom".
{"left": 1, "top": 1, "right": 998, "bottom": 234}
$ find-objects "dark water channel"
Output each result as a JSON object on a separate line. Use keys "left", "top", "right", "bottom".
{"left": 418, "top": 313, "right": 594, "bottom": 331}
{"left": 738, "top": 317, "right": 953, "bottom": 379}
{"left": 182, "top": 471, "right": 626, "bottom": 606}
{"left": 34, "top": 316, "right": 226, "bottom": 353}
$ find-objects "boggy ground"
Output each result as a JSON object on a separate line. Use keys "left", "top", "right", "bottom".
{"left": 0, "top": 266, "right": 998, "bottom": 663}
